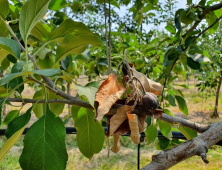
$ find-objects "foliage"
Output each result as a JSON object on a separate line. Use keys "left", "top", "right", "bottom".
{"left": 0, "top": 0, "right": 221, "bottom": 169}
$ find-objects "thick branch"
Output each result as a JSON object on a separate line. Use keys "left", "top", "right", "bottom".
{"left": 141, "top": 121, "right": 222, "bottom": 170}
{"left": 183, "top": 2, "right": 222, "bottom": 38}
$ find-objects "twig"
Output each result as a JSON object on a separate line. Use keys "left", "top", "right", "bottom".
{"left": 161, "top": 58, "right": 178, "bottom": 104}
{"left": 193, "top": 15, "right": 222, "bottom": 42}
{"left": 183, "top": 2, "right": 222, "bottom": 38}
{"left": 108, "top": 0, "right": 112, "bottom": 74}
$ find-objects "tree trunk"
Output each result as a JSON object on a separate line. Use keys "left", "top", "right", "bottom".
{"left": 211, "top": 72, "right": 222, "bottom": 118}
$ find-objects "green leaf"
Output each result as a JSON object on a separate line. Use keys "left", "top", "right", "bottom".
{"left": 47, "top": 19, "right": 93, "bottom": 43}
{"left": 185, "top": 36, "right": 196, "bottom": 48}
{"left": 19, "top": 105, "right": 68, "bottom": 170}
{"left": 32, "top": 69, "right": 61, "bottom": 76}
{"left": 178, "top": 126, "right": 197, "bottom": 140}
{"left": 3, "top": 110, "right": 19, "bottom": 125}
{"left": 0, "top": 20, "right": 9, "bottom": 37}
{"left": 206, "top": 12, "right": 219, "bottom": 34}
{"left": 31, "top": 22, "right": 51, "bottom": 42}
{"left": 7, "top": 54, "right": 17, "bottom": 64}
{"left": 0, "top": 72, "right": 31, "bottom": 86}
{"left": 163, "top": 109, "right": 174, "bottom": 116}
{"left": 75, "top": 108, "right": 105, "bottom": 159}
{"left": 0, "top": 37, "right": 21, "bottom": 62}
{"left": 0, "top": 127, "right": 25, "bottom": 162}
{"left": 71, "top": 105, "right": 81, "bottom": 121}
{"left": 158, "top": 120, "right": 172, "bottom": 138}
{"left": 5, "top": 107, "right": 32, "bottom": 139}
{"left": 33, "top": 89, "right": 45, "bottom": 119}
{"left": 48, "top": 0, "right": 67, "bottom": 10}
{"left": 19, "top": 0, "right": 50, "bottom": 42}
{"left": 77, "top": 81, "right": 100, "bottom": 107}
{"left": 187, "top": 0, "right": 192, "bottom": 5}
{"left": 165, "top": 25, "right": 176, "bottom": 34}
{"left": 168, "top": 94, "right": 177, "bottom": 106}
{"left": 145, "top": 124, "right": 158, "bottom": 144}
{"left": 56, "top": 34, "right": 103, "bottom": 63}
{"left": 74, "top": 53, "right": 88, "bottom": 62}
{"left": 175, "top": 95, "right": 188, "bottom": 116}
{"left": 187, "top": 57, "right": 200, "bottom": 70}
{"left": 145, "top": 117, "right": 151, "bottom": 127}
{"left": 159, "top": 137, "right": 170, "bottom": 150}
{"left": 0, "top": 0, "right": 9, "bottom": 19}
{"left": 48, "top": 91, "right": 65, "bottom": 115}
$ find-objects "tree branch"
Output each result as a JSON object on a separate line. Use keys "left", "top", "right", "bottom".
{"left": 141, "top": 121, "right": 222, "bottom": 170}
{"left": 7, "top": 98, "right": 209, "bottom": 133}
{"left": 183, "top": 2, "right": 222, "bottom": 38}
{"left": 193, "top": 15, "right": 222, "bottom": 42}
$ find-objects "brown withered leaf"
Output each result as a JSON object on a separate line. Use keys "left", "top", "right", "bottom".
{"left": 138, "top": 115, "right": 147, "bottom": 133}
{"left": 114, "top": 119, "right": 130, "bottom": 136}
{"left": 127, "top": 111, "right": 140, "bottom": 145}
{"left": 95, "top": 74, "right": 126, "bottom": 121}
{"left": 109, "top": 105, "right": 133, "bottom": 136}
{"left": 131, "top": 68, "right": 162, "bottom": 96}
{"left": 154, "top": 109, "right": 163, "bottom": 118}
{"left": 111, "top": 134, "right": 121, "bottom": 153}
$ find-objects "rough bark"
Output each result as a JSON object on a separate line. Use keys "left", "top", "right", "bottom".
{"left": 141, "top": 121, "right": 222, "bottom": 170}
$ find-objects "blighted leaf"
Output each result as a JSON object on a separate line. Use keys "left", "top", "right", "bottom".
{"left": 127, "top": 112, "right": 140, "bottom": 144}
{"left": 145, "top": 124, "right": 158, "bottom": 144}
{"left": 95, "top": 74, "right": 125, "bottom": 121}
{"left": 111, "top": 134, "right": 121, "bottom": 153}
{"left": 138, "top": 115, "right": 147, "bottom": 133}
{"left": 131, "top": 68, "right": 162, "bottom": 95}
{"left": 109, "top": 105, "right": 133, "bottom": 136}
{"left": 114, "top": 119, "right": 131, "bottom": 136}
{"left": 178, "top": 126, "right": 197, "bottom": 140}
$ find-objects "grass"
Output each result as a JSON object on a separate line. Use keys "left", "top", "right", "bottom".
{"left": 0, "top": 135, "right": 222, "bottom": 170}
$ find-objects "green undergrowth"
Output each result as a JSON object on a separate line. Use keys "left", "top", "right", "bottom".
{"left": 0, "top": 135, "right": 222, "bottom": 170}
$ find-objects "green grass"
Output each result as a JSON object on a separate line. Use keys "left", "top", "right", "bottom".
{"left": 0, "top": 135, "right": 222, "bottom": 170}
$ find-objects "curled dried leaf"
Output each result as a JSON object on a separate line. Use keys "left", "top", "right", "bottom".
{"left": 138, "top": 115, "right": 147, "bottom": 133}
{"left": 95, "top": 74, "right": 126, "bottom": 121}
{"left": 127, "top": 111, "right": 140, "bottom": 145}
{"left": 109, "top": 105, "right": 133, "bottom": 136}
{"left": 131, "top": 68, "right": 162, "bottom": 96}
{"left": 111, "top": 134, "right": 121, "bottom": 153}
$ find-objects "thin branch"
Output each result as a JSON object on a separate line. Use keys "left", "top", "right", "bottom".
{"left": 108, "top": 0, "right": 111, "bottom": 74}
{"left": 161, "top": 58, "right": 178, "bottom": 103}
{"left": 7, "top": 97, "right": 209, "bottom": 133}
{"left": 183, "top": 2, "right": 222, "bottom": 38}
{"left": 193, "top": 15, "right": 222, "bottom": 42}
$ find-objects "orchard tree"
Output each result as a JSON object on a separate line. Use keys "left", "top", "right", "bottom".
{"left": 0, "top": 0, "right": 222, "bottom": 170}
